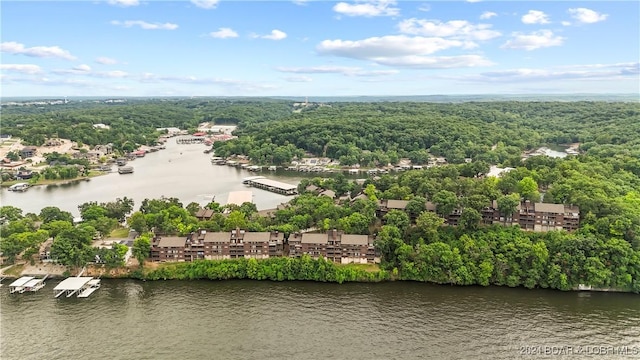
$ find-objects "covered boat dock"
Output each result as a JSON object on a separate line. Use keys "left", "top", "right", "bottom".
{"left": 243, "top": 176, "right": 298, "bottom": 195}
{"left": 53, "top": 277, "right": 101, "bottom": 298}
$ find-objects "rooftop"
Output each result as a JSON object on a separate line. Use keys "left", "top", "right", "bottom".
{"left": 301, "top": 233, "right": 328, "bottom": 244}
{"left": 203, "top": 232, "right": 230, "bottom": 243}
{"left": 341, "top": 234, "right": 369, "bottom": 245}
{"left": 250, "top": 178, "right": 298, "bottom": 191}
{"left": 157, "top": 237, "right": 187, "bottom": 247}
{"left": 53, "top": 277, "right": 94, "bottom": 291}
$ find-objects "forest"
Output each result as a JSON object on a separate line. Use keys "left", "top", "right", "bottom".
{"left": 1, "top": 98, "right": 639, "bottom": 292}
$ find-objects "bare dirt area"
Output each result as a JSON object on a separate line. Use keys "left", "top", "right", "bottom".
{"left": 1, "top": 262, "right": 67, "bottom": 278}
{"left": 0, "top": 138, "right": 77, "bottom": 166}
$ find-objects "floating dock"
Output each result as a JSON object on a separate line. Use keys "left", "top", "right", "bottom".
{"left": 242, "top": 176, "right": 298, "bottom": 195}
{"left": 53, "top": 276, "right": 101, "bottom": 298}
{"left": 8, "top": 275, "right": 48, "bottom": 294}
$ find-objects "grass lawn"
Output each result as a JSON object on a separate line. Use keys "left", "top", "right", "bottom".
{"left": 109, "top": 227, "right": 130, "bottom": 238}
{"left": 2, "top": 264, "right": 25, "bottom": 277}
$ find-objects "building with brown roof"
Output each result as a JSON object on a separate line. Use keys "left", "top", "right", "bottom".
{"left": 150, "top": 236, "right": 187, "bottom": 262}
{"left": 150, "top": 229, "right": 285, "bottom": 262}
{"left": 288, "top": 230, "right": 379, "bottom": 264}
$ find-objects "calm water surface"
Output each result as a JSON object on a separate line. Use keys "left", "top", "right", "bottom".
{"left": 0, "top": 139, "right": 304, "bottom": 216}
{"left": 1, "top": 280, "right": 639, "bottom": 360}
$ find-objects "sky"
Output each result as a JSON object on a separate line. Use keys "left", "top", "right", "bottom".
{"left": 1, "top": 0, "right": 638, "bottom": 97}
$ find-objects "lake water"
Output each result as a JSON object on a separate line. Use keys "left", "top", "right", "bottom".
{"left": 0, "top": 139, "right": 304, "bottom": 216}
{"left": 1, "top": 280, "right": 639, "bottom": 360}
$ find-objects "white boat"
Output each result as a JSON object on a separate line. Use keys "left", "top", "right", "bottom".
{"left": 268, "top": 166, "right": 277, "bottom": 171}
{"left": 8, "top": 183, "right": 30, "bottom": 192}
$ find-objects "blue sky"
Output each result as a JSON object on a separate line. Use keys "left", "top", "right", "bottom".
{"left": 1, "top": 0, "right": 638, "bottom": 97}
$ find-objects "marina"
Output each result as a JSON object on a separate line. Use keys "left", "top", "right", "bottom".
{"left": 53, "top": 276, "right": 101, "bottom": 298}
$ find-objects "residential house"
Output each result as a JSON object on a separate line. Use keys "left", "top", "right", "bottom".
{"left": 19, "top": 146, "right": 37, "bottom": 158}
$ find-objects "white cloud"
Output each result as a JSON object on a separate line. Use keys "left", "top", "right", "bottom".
{"left": 333, "top": 0, "right": 400, "bottom": 17}
{"left": 96, "top": 57, "right": 118, "bottom": 65}
{"left": 418, "top": 4, "right": 430, "bottom": 12}
{"left": 561, "top": 21, "right": 571, "bottom": 26}
{"left": 479, "top": 11, "right": 497, "bottom": 20}
{"left": 284, "top": 75, "right": 313, "bottom": 82}
{"left": 522, "top": 10, "right": 550, "bottom": 24}
{"left": 98, "top": 70, "right": 129, "bottom": 78}
{"left": 398, "top": 19, "right": 501, "bottom": 41}
{"left": 455, "top": 62, "right": 639, "bottom": 83}
{"left": 501, "top": 30, "right": 564, "bottom": 51}
{"left": 316, "top": 35, "right": 494, "bottom": 69}
{"left": 209, "top": 28, "right": 239, "bottom": 39}
{"left": 191, "top": 0, "right": 219, "bottom": 9}
{"left": 292, "top": 0, "right": 309, "bottom": 5}
{"left": 0, "top": 64, "right": 43, "bottom": 74}
{"left": 568, "top": 8, "right": 608, "bottom": 24}
{"left": 466, "top": 0, "right": 482, "bottom": 3}
{"left": 107, "top": 0, "right": 139, "bottom": 7}
{"left": 0, "top": 41, "right": 77, "bottom": 60}
{"left": 276, "top": 65, "right": 399, "bottom": 77}
{"left": 111, "top": 20, "right": 178, "bottom": 30}
{"left": 253, "top": 29, "right": 287, "bottom": 40}
{"left": 317, "top": 35, "right": 469, "bottom": 59}
{"left": 372, "top": 55, "right": 494, "bottom": 69}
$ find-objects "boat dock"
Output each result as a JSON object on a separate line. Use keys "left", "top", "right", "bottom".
{"left": 8, "top": 275, "right": 48, "bottom": 294}
{"left": 176, "top": 136, "right": 205, "bottom": 144}
{"left": 53, "top": 276, "right": 101, "bottom": 298}
{"left": 242, "top": 176, "right": 298, "bottom": 195}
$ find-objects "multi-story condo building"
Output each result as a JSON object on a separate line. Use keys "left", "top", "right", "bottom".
{"left": 377, "top": 199, "right": 579, "bottom": 232}
{"left": 288, "top": 229, "right": 379, "bottom": 264}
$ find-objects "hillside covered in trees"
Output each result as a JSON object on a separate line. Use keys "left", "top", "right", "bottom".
{"left": 1, "top": 99, "right": 639, "bottom": 292}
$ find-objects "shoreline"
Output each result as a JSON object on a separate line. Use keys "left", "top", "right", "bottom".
{"left": 1, "top": 262, "right": 634, "bottom": 294}
{"left": 0, "top": 171, "right": 109, "bottom": 188}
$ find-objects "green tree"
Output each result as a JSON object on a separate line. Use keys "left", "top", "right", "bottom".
{"left": 383, "top": 210, "right": 410, "bottom": 234}
{"left": 39, "top": 206, "right": 73, "bottom": 224}
{"left": 517, "top": 177, "right": 540, "bottom": 202}
{"left": 432, "top": 190, "right": 458, "bottom": 218}
{"left": 132, "top": 233, "right": 152, "bottom": 268}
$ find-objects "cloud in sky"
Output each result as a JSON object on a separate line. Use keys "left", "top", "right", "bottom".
{"left": 191, "top": 0, "right": 219, "bottom": 10}
{"left": 316, "top": 35, "right": 494, "bottom": 69}
{"left": 521, "top": 10, "right": 550, "bottom": 24}
{"left": 209, "top": 28, "right": 238, "bottom": 39}
{"left": 1, "top": 64, "right": 43, "bottom": 74}
{"left": 283, "top": 75, "right": 313, "bottom": 82}
{"left": 501, "top": 30, "right": 564, "bottom": 51}
{"left": 107, "top": 0, "right": 139, "bottom": 7}
{"left": 453, "top": 62, "right": 639, "bottom": 83}
{"left": 276, "top": 65, "right": 399, "bottom": 77}
{"left": 479, "top": 11, "right": 497, "bottom": 20}
{"left": 253, "top": 29, "right": 287, "bottom": 40}
{"left": 568, "top": 8, "right": 608, "bottom": 24}
{"left": 96, "top": 57, "right": 118, "bottom": 65}
{"left": 318, "top": 35, "right": 471, "bottom": 58}
{"left": 111, "top": 20, "right": 178, "bottom": 30}
{"left": 397, "top": 19, "right": 501, "bottom": 41}
{"left": 333, "top": 0, "right": 400, "bottom": 17}
{"left": 1, "top": 41, "right": 77, "bottom": 60}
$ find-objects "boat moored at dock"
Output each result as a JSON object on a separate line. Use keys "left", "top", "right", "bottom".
{"left": 118, "top": 166, "right": 134, "bottom": 174}
{"left": 8, "top": 183, "right": 30, "bottom": 192}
